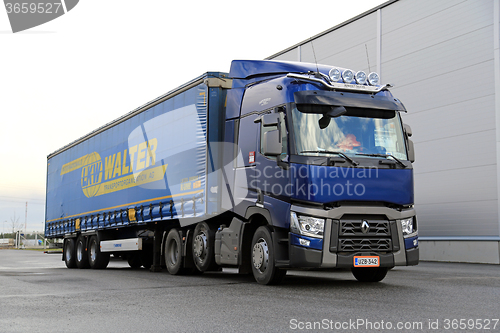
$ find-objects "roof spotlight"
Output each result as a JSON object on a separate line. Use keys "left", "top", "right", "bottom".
{"left": 367, "top": 72, "right": 380, "bottom": 86}
{"left": 329, "top": 68, "right": 341, "bottom": 82}
{"left": 355, "top": 71, "right": 367, "bottom": 85}
{"left": 342, "top": 69, "right": 354, "bottom": 83}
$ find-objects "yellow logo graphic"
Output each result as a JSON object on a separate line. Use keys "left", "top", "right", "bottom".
{"left": 81, "top": 152, "right": 103, "bottom": 198}
{"left": 60, "top": 138, "right": 167, "bottom": 198}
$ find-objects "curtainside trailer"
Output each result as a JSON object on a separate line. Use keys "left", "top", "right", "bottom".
{"left": 45, "top": 60, "right": 418, "bottom": 284}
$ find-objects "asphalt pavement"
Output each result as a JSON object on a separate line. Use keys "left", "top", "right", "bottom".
{"left": 0, "top": 249, "right": 499, "bottom": 332}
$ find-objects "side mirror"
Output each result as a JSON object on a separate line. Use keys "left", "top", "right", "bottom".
{"left": 404, "top": 124, "right": 412, "bottom": 137}
{"left": 403, "top": 124, "right": 414, "bottom": 162}
{"left": 407, "top": 138, "right": 415, "bottom": 163}
{"left": 262, "top": 130, "right": 281, "bottom": 156}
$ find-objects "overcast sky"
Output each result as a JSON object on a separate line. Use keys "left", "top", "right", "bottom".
{"left": 0, "top": 0, "right": 388, "bottom": 233}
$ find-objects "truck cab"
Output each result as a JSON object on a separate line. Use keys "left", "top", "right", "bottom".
{"left": 215, "top": 60, "right": 418, "bottom": 284}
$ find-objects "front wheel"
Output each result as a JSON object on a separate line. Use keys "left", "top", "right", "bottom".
{"left": 251, "top": 226, "right": 286, "bottom": 285}
{"left": 88, "top": 235, "right": 110, "bottom": 269}
{"left": 351, "top": 267, "right": 389, "bottom": 282}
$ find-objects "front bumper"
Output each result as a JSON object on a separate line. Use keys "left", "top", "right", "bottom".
{"left": 288, "top": 204, "right": 419, "bottom": 268}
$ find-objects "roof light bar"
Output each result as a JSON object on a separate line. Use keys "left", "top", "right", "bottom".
{"left": 287, "top": 67, "right": 386, "bottom": 93}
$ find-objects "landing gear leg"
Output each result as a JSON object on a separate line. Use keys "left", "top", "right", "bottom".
{"left": 150, "top": 225, "right": 162, "bottom": 272}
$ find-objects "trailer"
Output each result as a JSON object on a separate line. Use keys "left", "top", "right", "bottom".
{"left": 45, "top": 60, "right": 418, "bottom": 284}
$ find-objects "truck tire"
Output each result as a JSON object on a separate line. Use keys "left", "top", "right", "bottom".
{"left": 165, "top": 228, "right": 185, "bottom": 275}
{"left": 351, "top": 267, "right": 389, "bottom": 282}
{"left": 64, "top": 238, "right": 77, "bottom": 269}
{"left": 183, "top": 229, "right": 202, "bottom": 275}
{"left": 88, "top": 235, "right": 110, "bottom": 269}
{"left": 251, "top": 226, "right": 286, "bottom": 285}
{"left": 192, "top": 222, "right": 216, "bottom": 272}
{"left": 75, "top": 235, "right": 90, "bottom": 269}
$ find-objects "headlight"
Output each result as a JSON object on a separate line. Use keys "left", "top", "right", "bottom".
{"left": 401, "top": 217, "right": 416, "bottom": 236}
{"left": 290, "top": 212, "right": 324, "bottom": 238}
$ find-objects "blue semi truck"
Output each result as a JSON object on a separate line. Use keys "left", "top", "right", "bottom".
{"left": 45, "top": 60, "right": 418, "bottom": 284}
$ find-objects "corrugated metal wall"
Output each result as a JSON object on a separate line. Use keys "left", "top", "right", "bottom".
{"left": 269, "top": 0, "right": 500, "bottom": 238}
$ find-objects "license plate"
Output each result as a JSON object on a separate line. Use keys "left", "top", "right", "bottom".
{"left": 353, "top": 256, "right": 380, "bottom": 267}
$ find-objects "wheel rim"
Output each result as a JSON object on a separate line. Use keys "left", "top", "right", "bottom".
{"left": 252, "top": 238, "right": 269, "bottom": 273}
{"left": 90, "top": 241, "right": 97, "bottom": 262}
{"left": 168, "top": 239, "right": 179, "bottom": 265}
{"left": 76, "top": 241, "right": 83, "bottom": 262}
{"left": 193, "top": 232, "right": 207, "bottom": 260}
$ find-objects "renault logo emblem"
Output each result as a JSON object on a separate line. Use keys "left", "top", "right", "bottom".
{"left": 361, "top": 221, "right": 370, "bottom": 234}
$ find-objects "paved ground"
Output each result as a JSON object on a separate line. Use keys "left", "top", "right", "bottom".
{"left": 0, "top": 249, "right": 499, "bottom": 332}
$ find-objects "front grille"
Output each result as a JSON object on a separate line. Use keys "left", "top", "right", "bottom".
{"left": 340, "top": 220, "right": 390, "bottom": 237}
{"left": 339, "top": 238, "right": 392, "bottom": 252}
{"left": 332, "top": 215, "right": 395, "bottom": 253}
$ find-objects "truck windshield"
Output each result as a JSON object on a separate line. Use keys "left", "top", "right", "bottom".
{"left": 291, "top": 106, "right": 408, "bottom": 160}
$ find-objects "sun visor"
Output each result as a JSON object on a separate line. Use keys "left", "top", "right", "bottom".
{"left": 294, "top": 90, "right": 407, "bottom": 112}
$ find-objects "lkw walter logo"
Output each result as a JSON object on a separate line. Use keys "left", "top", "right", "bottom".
{"left": 3, "top": 0, "right": 78, "bottom": 33}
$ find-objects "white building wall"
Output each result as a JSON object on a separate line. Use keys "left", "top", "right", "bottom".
{"left": 268, "top": 0, "right": 500, "bottom": 262}
{"left": 272, "top": 12, "right": 378, "bottom": 73}
{"left": 382, "top": 0, "right": 498, "bottom": 237}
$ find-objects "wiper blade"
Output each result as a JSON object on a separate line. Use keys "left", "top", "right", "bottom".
{"left": 355, "top": 153, "right": 407, "bottom": 168}
{"left": 300, "top": 150, "right": 359, "bottom": 166}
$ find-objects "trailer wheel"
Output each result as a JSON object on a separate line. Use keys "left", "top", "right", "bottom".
{"left": 165, "top": 228, "right": 186, "bottom": 275}
{"left": 88, "top": 235, "right": 110, "bottom": 269}
{"left": 192, "top": 222, "right": 216, "bottom": 272}
{"left": 64, "top": 238, "right": 77, "bottom": 269}
{"left": 351, "top": 267, "right": 389, "bottom": 282}
{"left": 251, "top": 226, "right": 286, "bottom": 285}
{"left": 75, "top": 235, "right": 90, "bottom": 269}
